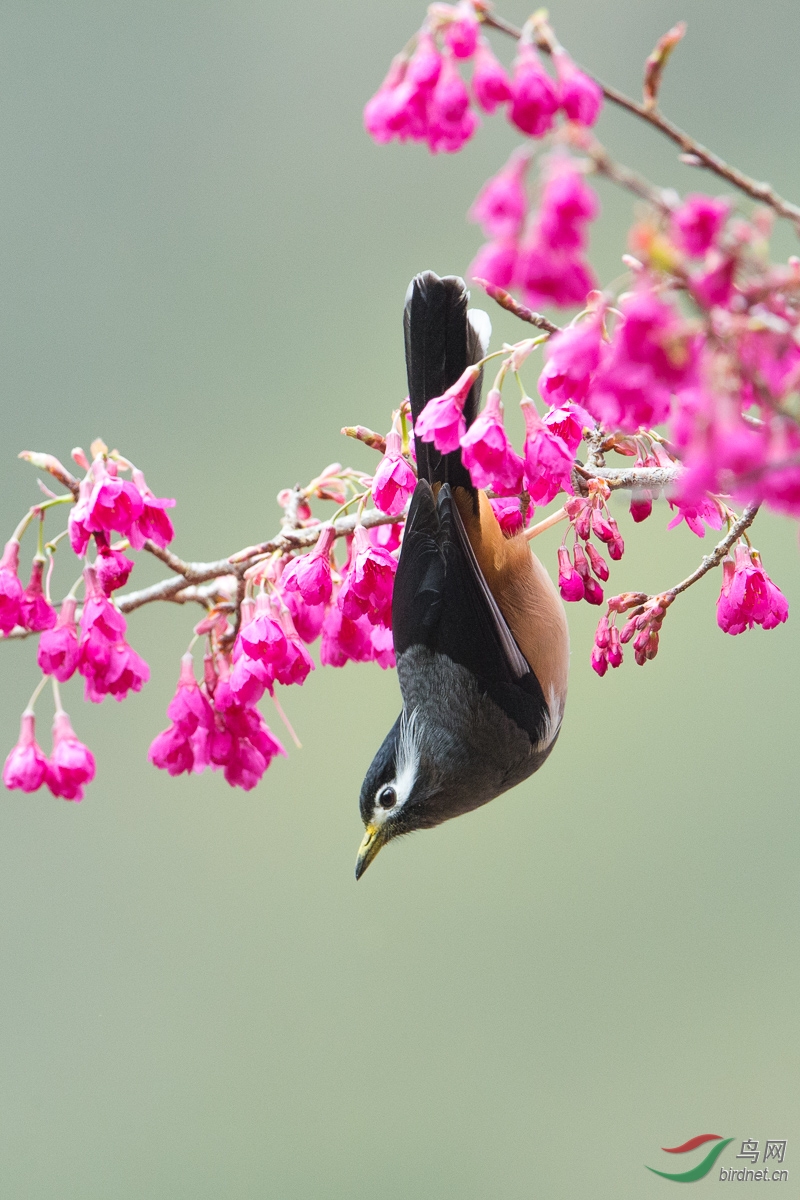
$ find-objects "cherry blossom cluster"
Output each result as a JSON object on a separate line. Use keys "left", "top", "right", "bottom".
{"left": 4, "top": 6, "right": 799, "bottom": 805}
{"left": 2, "top": 440, "right": 170, "bottom": 800}
{"left": 364, "top": 4, "right": 601, "bottom": 156}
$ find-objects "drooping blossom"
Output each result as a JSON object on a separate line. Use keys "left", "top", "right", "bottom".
{"left": 471, "top": 39, "right": 512, "bottom": 113}
{"left": 68, "top": 476, "right": 94, "bottom": 556}
{"left": 37, "top": 596, "right": 80, "bottom": 681}
{"left": 0, "top": 539, "right": 24, "bottom": 635}
{"left": 20, "top": 559, "right": 57, "bottom": 632}
{"left": 542, "top": 401, "right": 592, "bottom": 454}
{"left": 414, "top": 364, "right": 480, "bottom": 453}
{"left": 47, "top": 711, "right": 95, "bottom": 801}
{"left": 716, "top": 545, "right": 788, "bottom": 635}
{"left": 557, "top": 546, "right": 585, "bottom": 602}
{"left": 280, "top": 526, "right": 336, "bottom": 605}
{"left": 460, "top": 389, "right": 524, "bottom": 493}
{"left": 168, "top": 653, "right": 215, "bottom": 736}
{"left": 667, "top": 496, "right": 725, "bottom": 538}
{"left": 572, "top": 543, "right": 604, "bottom": 604}
{"left": 426, "top": 51, "right": 478, "bottom": 154}
{"left": 521, "top": 398, "right": 574, "bottom": 505}
{"left": 468, "top": 239, "right": 517, "bottom": 289}
{"left": 86, "top": 461, "right": 144, "bottom": 538}
{"left": 489, "top": 496, "right": 531, "bottom": 537}
{"left": 553, "top": 51, "right": 603, "bottom": 126}
{"left": 371, "top": 430, "right": 417, "bottom": 516}
{"left": 78, "top": 566, "right": 149, "bottom": 703}
{"left": 508, "top": 43, "right": 559, "bottom": 138}
{"left": 444, "top": 2, "right": 479, "bottom": 58}
{"left": 587, "top": 286, "right": 695, "bottom": 431}
{"left": 3, "top": 712, "right": 48, "bottom": 793}
{"left": 95, "top": 542, "right": 134, "bottom": 595}
{"left": 585, "top": 542, "right": 609, "bottom": 581}
{"left": 516, "top": 241, "right": 596, "bottom": 309}
{"left": 338, "top": 525, "right": 397, "bottom": 628}
{"left": 538, "top": 316, "right": 604, "bottom": 407}
{"left": 536, "top": 160, "right": 599, "bottom": 251}
{"left": 320, "top": 600, "right": 375, "bottom": 667}
{"left": 363, "top": 55, "right": 417, "bottom": 145}
{"left": 469, "top": 150, "right": 529, "bottom": 240}
{"left": 671, "top": 194, "right": 730, "bottom": 257}
{"left": 128, "top": 468, "right": 176, "bottom": 549}
{"left": 149, "top": 724, "right": 195, "bottom": 777}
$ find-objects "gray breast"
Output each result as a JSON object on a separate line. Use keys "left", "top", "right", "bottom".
{"left": 396, "top": 646, "right": 555, "bottom": 824}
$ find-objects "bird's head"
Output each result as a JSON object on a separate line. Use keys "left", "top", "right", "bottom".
{"left": 355, "top": 709, "right": 440, "bottom": 879}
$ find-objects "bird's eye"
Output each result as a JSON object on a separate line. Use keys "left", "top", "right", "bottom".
{"left": 377, "top": 785, "right": 397, "bottom": 809}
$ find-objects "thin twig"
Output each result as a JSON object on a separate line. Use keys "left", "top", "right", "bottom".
{"left": 666, "top": 503, "right": 761, "bottom": 598}
{"left": 473, "top": 279, "right": 561, "bottom": 333}
{"left": 583, "top": 138, "right": 678, "bottom": 214}
{"left": 482, "top": 12, "right": 800, "bottom": 226}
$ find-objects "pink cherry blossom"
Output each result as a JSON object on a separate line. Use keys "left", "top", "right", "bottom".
{"left": 86, "top": 463, "right": 144, "bottom": 538}
{"left": 538, "top": 316, "right": 603, "bottom": 407}
{"left": 94, "top": 543, "right": 134, "bottom": 595}
{"left": 371, "top": 430, "right": 417, "bottom": 516}
{"left": 283, "top": 588, "right": 326, "bottom": 645}
{"left": 460, "top": 389, "right": 524, "bottom": 493}
{"left": 426, "top": 52, "right": 478, "bottom": 154}
{"left": 0, "top": 539, "right": 24, "bottom": 634}
{"left": 667, "top": 496, "right": 725, "bottom": 538}
{"left": 521, "top": 399, "right": 574, "bottom": 505}
{"left": 585, "top": 542, "right": 609, "bottom": 581}
{"left": 338, "top": 525, "right": 397, "bottom": 628}
{"left": 280, "top": 526, "right": 336, "bottom": 605}
{"left": 37, "top": 596, "right": 80, "bottom": 681}
{"left": 516, "top": 239, "right": 596, "bottom": 309}
{"left": 20, "top": 559, "right": 56, "bottom": 632}
{"left": 489, "top": 496, "right": 530, "bottom": 537}
{"left": 128, "top": 468, "right": 176, "bottom": 549}
{"left": 508, "top": 43, "right": 559, "bottom": 138}
{"left": 3, "top": 712, "right": 49, "bottom": 793}
{"left": 468, "top": 239, "right": 518, "bottom": 289}
{"left": 471, "top": 39, "right": 512, "bottom": 113}
{"left": 554, "top": 51, "right": 603, "bottom": 126}
{"left": 469, "top": 151, "right": 529, "bottom": 240}
{"left": 414, "top": 364, "right": 480, "bottom": 453}
{"left": 149, "top": 724, "right": 195, "bottom": 777}
{"left": 587, "top": 286, "right": 695, "bottom": 431}
{"left": 537, "top": 161, "right": 599, "bottom": 252}
{"left": 84, "top": 640, "right": 150, "bottom": 703}
{"left": 716, "top": 545, "right": 788, "bottom": 635}
{"left": 444, "top": 3, "right": 479, "bottom": 58}
{"left": 68, "top": 476, "right": 94, "bottom": 556}
{"left": 320, "top": 594, "right": 375, "bottom": 666}
{"left": 364, "top": 55, "right": 415, "bottom": 145}
{"left": 671, "top": 193, "right": 730, "bottom": 257}
{"left": 557, "top": 546, "right": 585, "bottom": 601}
{"left": 542, "top": 402, "right": 592, "bottom": 454}
{"left": 167, "top": 653, "right": 215, "bottom": 735}
{"left": 47, "top": 711, "right": 95, "bottom": 801}
{"left": 407, "top": 32, "right": 442, "bottom": 91}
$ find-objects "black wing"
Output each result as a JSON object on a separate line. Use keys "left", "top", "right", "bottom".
{"left": 393, "top": 482, "right": 549, "bottom": 743}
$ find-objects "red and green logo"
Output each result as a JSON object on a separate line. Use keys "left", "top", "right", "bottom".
{"left": 646, "top": 1134, "right": 734, "bottom": 1182}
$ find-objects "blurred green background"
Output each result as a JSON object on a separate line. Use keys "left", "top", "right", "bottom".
{"left": 0, "top": 2, "right": 798, "bottom": 1197}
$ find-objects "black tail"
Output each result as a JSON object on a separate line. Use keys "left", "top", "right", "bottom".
{"left": 404, "top": 271, "right": 489, "bottom": 491}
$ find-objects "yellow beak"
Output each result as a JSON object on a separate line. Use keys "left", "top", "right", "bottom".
{"left": 355, "top": 824, "right": 386, "bottom": 880}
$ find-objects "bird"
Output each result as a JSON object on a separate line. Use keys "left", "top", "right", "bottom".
{"left": 355, "top": 271, "right": 569, "bottom": 879}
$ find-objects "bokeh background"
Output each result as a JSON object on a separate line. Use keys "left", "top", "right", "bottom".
{"left": 0, "top": 2, "right": 798, "bottom": 1196}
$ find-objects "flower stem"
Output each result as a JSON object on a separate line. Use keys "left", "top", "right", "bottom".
{"left": 23, "top": 675, "right": 49, "bottom": 715}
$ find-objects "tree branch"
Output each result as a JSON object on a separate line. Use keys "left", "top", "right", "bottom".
{"left": 473, "top": 279, "right": 561, "bottom": 333}
{"left": 482, "top": 12, "right": 800, "bottom": 226}
{"left": 666, "top": 503, "right": 761, "bottom": 598}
